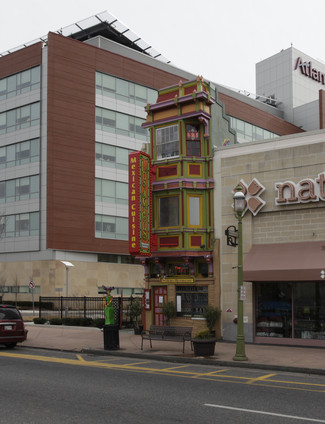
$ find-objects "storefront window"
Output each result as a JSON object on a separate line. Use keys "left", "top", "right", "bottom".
{"left": 176, "top": 285, "right": 208, "bottom": 316}
{"left": 255, "top": 282, "right": 292, "bottom": 338}
{"left": 255, "top": 282, "right": 325, "bottom": 341}
{"left": 294, "top": 283, "right": 325, "bottom": 340}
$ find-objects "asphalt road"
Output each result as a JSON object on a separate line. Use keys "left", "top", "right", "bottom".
{"left": 1, "top": 347, "right": 325, "bottom": 424}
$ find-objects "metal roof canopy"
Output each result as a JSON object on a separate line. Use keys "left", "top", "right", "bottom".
{"left": 0, "top": 11, "right": 171, "bottom": 63}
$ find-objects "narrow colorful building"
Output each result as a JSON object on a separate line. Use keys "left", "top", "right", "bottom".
{"left": 135, "top": 77, "right": 234, "bottom": 334}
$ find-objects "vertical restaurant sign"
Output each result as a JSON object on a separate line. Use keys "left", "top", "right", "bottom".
{"left": 129, "top": 151, "right": 151, "bottom": 256}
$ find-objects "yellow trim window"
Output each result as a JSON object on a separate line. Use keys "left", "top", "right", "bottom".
{"left": 158, "top": 196, "right": 179, "bottom": 227}
{"left": 188, "top": 195, "right": 202, "bottom": 227}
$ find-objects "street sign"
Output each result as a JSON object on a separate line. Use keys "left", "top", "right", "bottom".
{"left": 240, "top": 285, "right": 246, "bottom": 301}
{"left": 28, "top": 281, "right": 35, "bottom": 315}
{"left": 225, "top": 225, "right": 238, "bottom": 247}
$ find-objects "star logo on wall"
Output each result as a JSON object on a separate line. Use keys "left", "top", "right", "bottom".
{"left": 233, "top": 178, "right": 266, "bottom": 216}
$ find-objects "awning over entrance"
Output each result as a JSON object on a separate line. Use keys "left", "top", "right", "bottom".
{"left": 243, "top": 241, "right": 325, "bottom": 281}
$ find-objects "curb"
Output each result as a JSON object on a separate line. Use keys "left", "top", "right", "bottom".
{"left": 82, "top": 348, "right": 325, "bottom": 377}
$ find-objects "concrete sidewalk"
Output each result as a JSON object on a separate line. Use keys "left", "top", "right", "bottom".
{"left": 18, "top": 323, "right": 325, "bottom": 375}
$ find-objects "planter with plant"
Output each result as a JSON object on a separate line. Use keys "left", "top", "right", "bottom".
{"left": 129, "top": 298, "right": 144, "bottom": 334}
{"left": 162, "top": 301, "right": 176, "bottom": 326}
{"left": 203, "top": 305, "right": 219, "bottom": 337}
{"left": 192, "top": 329, "right": 217, "bottom": 356}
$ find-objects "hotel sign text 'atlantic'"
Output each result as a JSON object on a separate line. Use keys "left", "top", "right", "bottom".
{"left": 295, "top": 57, "right": 325, "bottom": 85}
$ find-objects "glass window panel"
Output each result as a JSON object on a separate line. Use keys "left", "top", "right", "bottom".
{"left": 7, "top": 110, "right": 16, "bottom": 131}
{"left": 21, "top": 69, "right": 31, "bottom": 86}
{"left": 7, "top": 75, "right": 16, "bottom": 96}
{"left": 156, "top": 125, "right": 179, "bottom": 159}
{"left": 102, "top": 215, "right": 115, "bottom": 233}
{"left": 116, "top": 79, "right": 129, "bottom": 100}
{"left": 0, "top": 79, "right": 6, "bottom": 100}
{"left": 31, "top": 66, "right": 41, "bottom": 85}
{"left": 17, "top": 140, "right": 30, "bottom": 163}
{"left": 294, "top": 283, "right": 325, "bottom": 340}
{"left": 147, "top": 88, "right": 157, "bottom": 104}
{"left": 255, "top": 282, "right": 292, "bottom": 338}
{"left": 17, "top": 177, "right": 30, "bottom": 198}
{"left": 135, "top": 84, "right": 146, "bottom": 105}
{"left": 116, "top": 182, "right": 128, "bottom": 202}
{"left": 116, "top": 147, "right": 128, "bottom": 165}
{"left": 102, "top": 74, "right": 115, "bottom": 94}
{"left": 159, "top": 196, "right": 179, "bottom": 227}
{"left": 135, "top": 117, "right": 148, "bottom": 140}
{"left": 189, "top": 196, "right": 200, "bottom": 226}
{"left": 95, "top": 72, "right": 102, "bottom": 90}
{"left": 176, "top": 285, "right": 208, "bottom": 316}
{"left": 6, "top": 180, "right": 15, "bottom": 201}
{"left": 95, "top": 142, "right": 102, "bottom": 162}
{"left": 116, "top": 113, "right": 129, "bottom": 135}
{"left": 102, "top": 144, "right": 115, "bottom": 166}
{"left": 0, "top": 182, "right": 5, "bottom": 200}
{"left": 102, "top": 180, "right": 115, "bottom": 198}
{"left": 0, "top": 112, "right": 6, "bottom": 133}
{"left": 102, "top": 109, "right": 115, "bottom": 131}
{"left": 95, "top": 178, "right": 102, "bottom": 199}
{"left": 0, "top": 147, "right": 6, "bottom": 167}
{"left": 30, "top": 175, "right": 39, "bottom": 195}
{"left": 116, "top": 217, "right": 128, "bottom": 238}
{"left": 31, "top": 103, "right": 40, "bottom": 122}
{"left": 6, "top": 215, "right": 15, "bottom": 236}
{"left": 30, "top": 138, "right": 40, "bottom": 160}
{"left": 129, "top": 83, "right": 135, "bottom": 103}
{"left": 20, "top": 105, "right": 30, "bottom": 128}
{"left": 7, "top": 144, "right": 15, "bottom": 166}
{"left": 30, "top": 212, "right": 39, "bottom": 232}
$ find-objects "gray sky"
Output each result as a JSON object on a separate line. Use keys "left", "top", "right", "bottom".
{"left": 1, "top": 0, "right": 325, "bottom": 94}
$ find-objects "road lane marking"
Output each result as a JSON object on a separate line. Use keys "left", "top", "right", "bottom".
{"left": 1, "top": 352, "right": 325, "bottom": 393}
{"left": 121, "top": 361, "right": 152, "bottom": 366}
{"left": 204, "top": 404, "right": 325, "bottom": 423}
{"left": 192, "top": 369, "right": 229, "bottom": 378}
{"left": 161, "top": 365, "right": 190, "bottom": 371}
{"left": 246, "top": 373, "right": 276, "bottom": 384}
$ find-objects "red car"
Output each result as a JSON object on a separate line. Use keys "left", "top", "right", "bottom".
{"left": 0, "top": 304, "right": 28, "bottom": 348}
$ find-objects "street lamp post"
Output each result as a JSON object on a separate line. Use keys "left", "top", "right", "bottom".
{"left": 60, "top": 261, "right": 74, "bottom": 318}
{"left": 233, "top": 185, "right": 248, "bottom": 361}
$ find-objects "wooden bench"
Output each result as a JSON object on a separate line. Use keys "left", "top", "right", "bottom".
{"left": 141, "top": 325, "right": 193, "bottom": 353}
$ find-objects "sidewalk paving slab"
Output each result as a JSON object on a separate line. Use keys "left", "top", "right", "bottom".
{"left": 17, "top": 324, "right": 325, "bottom": 376}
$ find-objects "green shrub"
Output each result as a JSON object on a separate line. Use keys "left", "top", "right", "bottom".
{"left": 33, "top": 317, "right": 47, "bottom": 325}
{"left": 61, "top": 317, "right": 94, "bottom": 326}
{"left": 194, "top": 330, "right": 212, "bottom": 340}
{"left": 203, "top": 305, "right": 219, "bottom": 333}
{"left": 93, "top": 318, "right": 105, "bottom": 328}
{"left": 79, "top": 317, "right": 93, "bottom": 327}
{"left": 49, "top": 318, "right": 63, "bottom": 325}
{"left": 162, "top": 301, "right": 176, "bottom": 326}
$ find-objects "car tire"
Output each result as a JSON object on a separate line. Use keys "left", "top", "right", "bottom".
{"left": 5, "top": 342, "right": 17, "bottom": 349}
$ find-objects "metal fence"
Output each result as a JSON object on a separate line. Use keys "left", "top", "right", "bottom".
{"left": 39, "top": 296, "right": 141, "bottom": 327}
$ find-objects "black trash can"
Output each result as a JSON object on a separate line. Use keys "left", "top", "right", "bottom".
{"left": 103, "top": 324, "right": 119, "bottom": 350}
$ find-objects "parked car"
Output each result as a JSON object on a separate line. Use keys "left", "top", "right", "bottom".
{"left": 0, "top": 305, "right": 28, "bottom": 348}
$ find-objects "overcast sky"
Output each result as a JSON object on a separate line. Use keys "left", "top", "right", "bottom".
{"left": 1, "top": 0, "right": 325, "bottom": 94}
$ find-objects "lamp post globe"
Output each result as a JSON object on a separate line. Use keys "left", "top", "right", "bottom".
{"left": 233, "top": 185, "right": 248, "bottom": 361}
